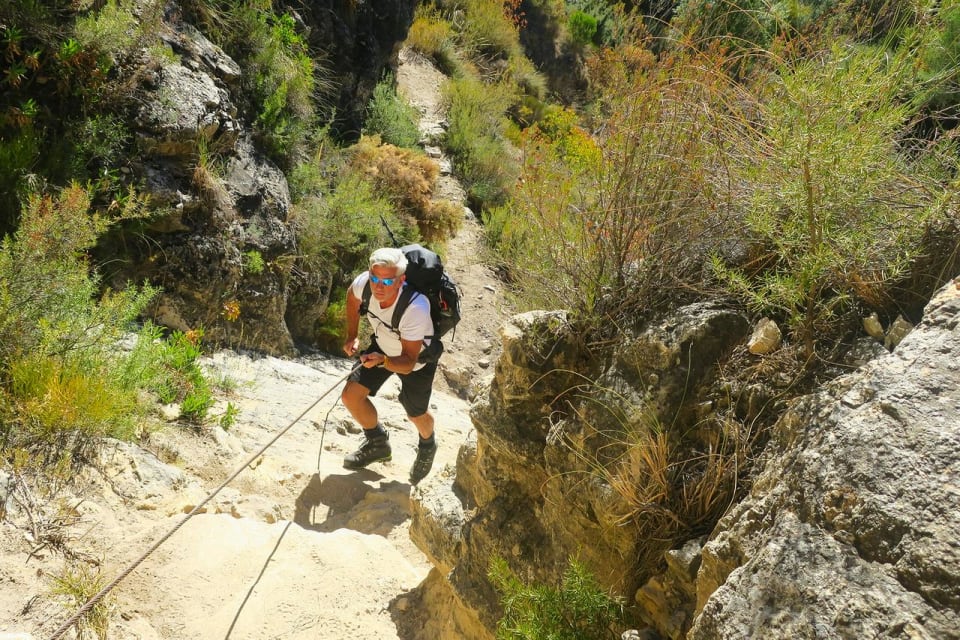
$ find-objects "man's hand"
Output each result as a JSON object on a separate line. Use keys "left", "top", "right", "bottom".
{"left": 343, "top": 337, "right": 359, "bottom": 357}
{"left": 360, "top": 352, "right": 386, "bottom": 368}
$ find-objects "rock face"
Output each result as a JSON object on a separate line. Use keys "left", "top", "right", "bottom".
{"left": 100, "top": 0, "right": 416, "bottom": 355}
{"left": 689, "top": 277, "right": 960, "bottom": 639}
{"left": 411, "top": 303, "right": 751, "bottom": 634}
{"left": 412, "top": 278, "right": 960, "bottom": 639}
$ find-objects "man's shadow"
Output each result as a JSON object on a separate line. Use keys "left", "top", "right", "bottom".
{"left": 294, "top": 470, "right": 411, "bottom": 534}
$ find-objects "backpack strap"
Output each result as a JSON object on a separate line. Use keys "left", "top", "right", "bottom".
{"left": 362, "top": 283, "right": 430, "bottom": 339}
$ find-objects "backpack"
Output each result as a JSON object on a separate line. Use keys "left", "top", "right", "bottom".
{"left": 360, "top": 244, "right": 462, "bottom": 363}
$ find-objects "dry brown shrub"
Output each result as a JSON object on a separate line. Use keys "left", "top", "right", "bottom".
{"left": 349, "top": 137, "right": 446, "bottom": 240}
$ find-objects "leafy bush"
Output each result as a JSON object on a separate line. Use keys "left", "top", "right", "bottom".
{"left": 712, "top": 44, "right": 949, "bottom": 357}
{"left": 407, "top": 6, "right": 456, "bottom": 61}
{"left": 454, "top": 0, "right": 524, "bottom": 62}
{"left": 489, "top": 557, "right": 624, "bottom": 640}
{"left": 443, "top": 76, "right": 518, "bottom": 211}
{"left": 291, "top": 172, "right": 410, "bottom": 280}
{"left": 568, "top": 10, "right": 598, "bottom": 47}
{"left": 489, "top": 47, "right": 735, "bottom": 320}
{"left": 0, "top": 184, "right": 216, "bottom": 460}
{"left": 365, "top": 74, "right": 422, "bottom": 148}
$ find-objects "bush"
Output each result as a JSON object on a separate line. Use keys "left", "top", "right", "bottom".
{"left": 407, "top": 7, "right": 455, "bottom": 60}
{"left": 365, "top": 74, "right": 422, "bottom": 148}
{"left": 712, "top": 44, "right": 949, "bottom": 357}
{"left": 490, "top": 47, "right": 735, "bottom": 320}
{"left": 489, "top": 557, "right": 625, "bottom": 640}
{"left": 443, "top": 76, "right": 518, "bottom": 211}
{"left": 348, "top": 137, "right": 445, "bottom": 239}
{"left": 0, "top": 184, "right": 216, "bottom": 460}
{"left": 568, "top": 10, "right": 598, "bottom": 47}
{"left": 454, "top": 0, "right": 524, "bottom": 62}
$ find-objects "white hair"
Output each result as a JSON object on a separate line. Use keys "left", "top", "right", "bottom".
{"left": 369, "top": 247, "right": 407, "bottom": 275}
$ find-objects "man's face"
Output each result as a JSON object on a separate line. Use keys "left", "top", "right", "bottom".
{"left": 369, "top": 264, "right": 403, "bottom": 304}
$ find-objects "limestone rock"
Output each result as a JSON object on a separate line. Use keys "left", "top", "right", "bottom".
{"left": 747, "top": 317, "right": 781, "bottom": 354}
{"left": 689, "top": 278, "right": 960, "bottom": 638}
{"left": 862, "top": 312, "right": 884, "bottom": 339}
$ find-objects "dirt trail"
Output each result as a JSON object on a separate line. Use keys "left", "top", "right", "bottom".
{"left": 0, "top": 48, "right": 511, "bottom": 640}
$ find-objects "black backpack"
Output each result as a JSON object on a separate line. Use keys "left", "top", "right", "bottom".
{"left": 360, "top": 244, "right": 462, "bottom": 363}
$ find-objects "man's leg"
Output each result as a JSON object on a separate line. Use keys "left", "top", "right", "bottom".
{"left": 342, "top": 369, "right": 393, "bottom": 470}
{"left": 398, "top": 363, "right": 438, "bottom": 484}
{"left": 341, "top": 380, "right": 379, "bottom": 429}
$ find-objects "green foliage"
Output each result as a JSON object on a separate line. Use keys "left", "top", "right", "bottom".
{"left": 74, "top": 0, "right": 138, "bottom": 61}
{"left": 249, "top": 10, "right": 317, "bottom": 166}
{"left": 291, "top": 172, "right": 409, "bottom": 279}
{"left": 568, "top": 10, "right": 598, "bottom": 47}
{"left": 243, "top": 249, "right": 266, "bottom": 275}
{"left": 454, "top": 0, "right": 524, "bottom": 62}
{"left": 491, "top": 48, "right": 733, "bottom": 320}
{"left": 365, "top": 74, "right": 422, "bottom": 148}
{"left": 50, "top": 562, "right": 112, "bottom": 640}
{"left": 443, "top": 76, "right": 518, "bottom": 211}
{"left": 713, "top": 44, "right": 946, "bottom": 356}
{"left": 918, "top": 1, "right": 960, "bottom": 116}
{"left": 219, "top": 401, "right": 239, "bottom": 429}
{"left": 489, "top": 557, "right": 624, "bottom": 640}
{"left": 0, "top": 184, "right": 217, "bottom": 459}
{"left": 406, "top": 6, "right": 458, "bottom": 72}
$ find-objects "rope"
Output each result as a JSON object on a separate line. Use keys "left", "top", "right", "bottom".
{"left": 47, "top": 360, "right": 363, "bottom": 640}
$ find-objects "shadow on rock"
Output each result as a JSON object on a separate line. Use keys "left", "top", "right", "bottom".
{"left": 294, "top": 472, "right": 413, "bottom": 536}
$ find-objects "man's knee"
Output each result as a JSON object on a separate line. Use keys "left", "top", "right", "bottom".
{"left": 342, "top": 381, "right": 368, "bottom": 408}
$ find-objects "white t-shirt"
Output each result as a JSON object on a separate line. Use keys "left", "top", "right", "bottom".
{"left": 351, "top": 272, "right": 433, "bottom": 369}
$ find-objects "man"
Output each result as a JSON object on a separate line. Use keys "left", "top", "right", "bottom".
{"left": 341, "top": 247, "right": 438, "bottom": 485}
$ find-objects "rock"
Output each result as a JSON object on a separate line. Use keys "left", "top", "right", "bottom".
{"left": 747, "top": 317, "right": 781, "bottom": 354}
{"left": 862, "top": 312, "right": 884, "bottom": 339}
{"left": 689, "top": 279, "right": 960, "bottom": 638}
{"left": 884, "top": 314, "right": 914, "bottom": 350}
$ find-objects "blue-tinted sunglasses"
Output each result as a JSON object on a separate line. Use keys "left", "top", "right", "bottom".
{"left": 369, "top": 275, "right": 397, "bottom": 286}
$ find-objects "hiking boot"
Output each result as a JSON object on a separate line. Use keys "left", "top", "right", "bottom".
{"left": 408, "top": 444, "right": 437, "bottom": 485}
{"left": 343, "top": 433, "right": 391, "bottom": 470}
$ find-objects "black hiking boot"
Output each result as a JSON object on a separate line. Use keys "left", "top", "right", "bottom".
{"left": 343, "top": 433, "right": 391, "bottom": 470}
{"left": 409, "top": 443, "right": 437, "bottom": 485}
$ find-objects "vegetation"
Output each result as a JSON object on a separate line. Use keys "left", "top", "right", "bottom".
{"left": 0, "top": 185, "right": 215, "bottom": 463}
{"left": 490, "top": 557, "right": 625, "bottom": 640}
{"left": 365, "top": 74, "right": 422, "bottom": 148}
{"left": 2, "top": 0, "right": 960, "bottom": 635}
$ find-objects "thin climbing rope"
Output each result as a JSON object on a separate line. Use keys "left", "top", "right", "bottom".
{"left": 47, "top": 360, "right": 363, "bottom": 640}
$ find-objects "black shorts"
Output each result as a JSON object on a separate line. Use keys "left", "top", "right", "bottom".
{"left": 350, "top": 351, "right": 437, "bottom": 418}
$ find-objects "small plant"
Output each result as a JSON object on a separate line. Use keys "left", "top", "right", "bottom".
{"left": 568, "top": 10, "right": 598, "bottom": 47}
{"left": 365, "top": 74, "right": 421, "bottom": 148}
{"left": 489, "top": 556, "right": 624, "bottom": 640}
{"left": 243, "top": 249, "right": 266, "bottom": 275}
{"left": 49, "top": 562, "right": 112, "bottom": 640}
{"left": 219, "top": 401, "right": 239, "bottom": 430}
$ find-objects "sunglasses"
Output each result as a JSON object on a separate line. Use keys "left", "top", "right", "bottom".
{"left": 369, "top": 275, "right": 398, "bottom": 286}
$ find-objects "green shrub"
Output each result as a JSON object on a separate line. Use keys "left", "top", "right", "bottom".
{"left": 491, "top": 47, "right": 732, "bottom": 319}
{"left": 0, "top": 185, "right": 217, "bottom": 459}
{"left": 349, "top": 136, "right": 446, "bottom": 239}
{"left": 365, "top": 74, "right": 422, "bottom": 148}
{"left": 712, "top": 44, "right": 950, "bottom": 357}
{"left": 443, "top": 76, "right": 518, "bottom": 210}
{"left": 455, "top": 0, "right": 524, "bottom": 62}
{"left": 406, "top": 7, "right": 456, "bottom": 61}
{"left": 243, "top": 249, "right": 266, "bottom": 275}
{"left": 291, "top": 172, "right": 410, "bottom": 279}
{"left": 489, "top": 557, "right": 624, "bottom": 640}
{"left": 568, "top": 10, "right": 598, "bottom": 47}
